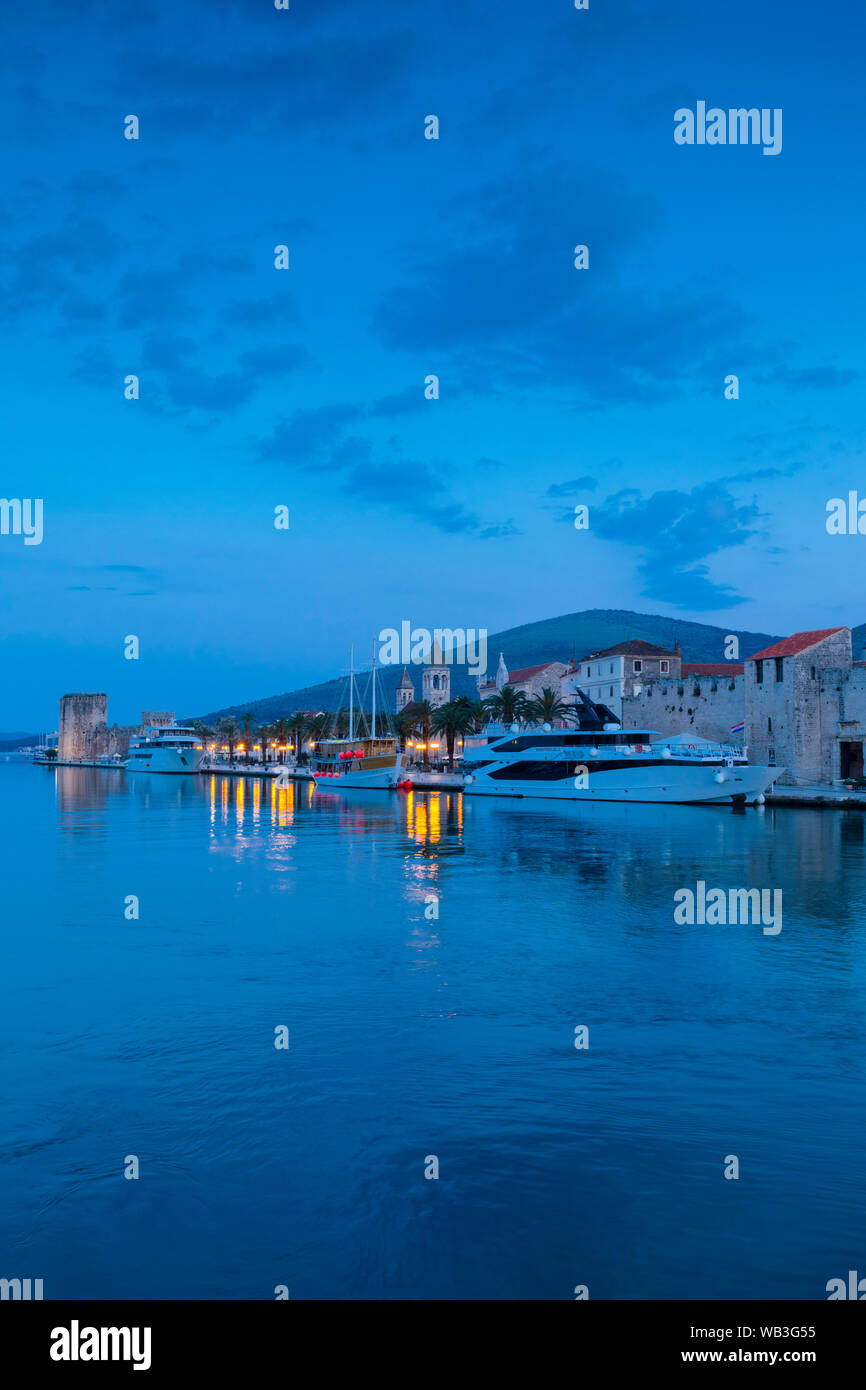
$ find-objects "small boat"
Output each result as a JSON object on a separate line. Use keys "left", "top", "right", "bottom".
{"left": 124, "top": 722, "right": 205, "bottom": 774}
{"left": 312, "top": 737, "right": 406, "bottom": 789}
{"left": 311, "top": 645, "right": 406, "bottom": 792}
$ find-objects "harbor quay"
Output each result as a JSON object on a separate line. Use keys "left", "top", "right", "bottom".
{"left": 32, "top": 621, "right": 866, "bottom": 806}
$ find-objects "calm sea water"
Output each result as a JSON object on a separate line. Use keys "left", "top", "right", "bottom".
{"left": 1, "top": 756, "right": 864, "bottom": 1300}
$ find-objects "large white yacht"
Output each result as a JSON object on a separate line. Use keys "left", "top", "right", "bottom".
{"left": 462, "top": 688, "right": 780, "bottom": 806}
{"left": 124, "top": 723, "right": 205, "bottom": 774}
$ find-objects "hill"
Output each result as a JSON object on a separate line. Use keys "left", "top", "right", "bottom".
{"left": 191, "top": 608, "right": 784, "bottom": 725}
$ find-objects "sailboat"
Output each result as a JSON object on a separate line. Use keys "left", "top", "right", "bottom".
{"left": 311, "top": 645, "right": 407, "bottom": 791}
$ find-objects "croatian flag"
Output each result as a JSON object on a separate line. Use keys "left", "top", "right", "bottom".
{"left": 730, "top": 722, "right": 745, "bottom": 735}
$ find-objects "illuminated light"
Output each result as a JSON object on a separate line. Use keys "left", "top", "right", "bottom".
{"left": 407, "top": 740, "right": 414, "bottom": 747}
{"left": 281, "top": 745, "right": 289, "bottom": 751}
{"left": 430, "top": 742, "right": 440, "bottom": 749}
{"left": 416, "top": 742, "right": 427, "bottom": 750}
{"left": 237, "top": 744, "right": 245, "bottom": 752}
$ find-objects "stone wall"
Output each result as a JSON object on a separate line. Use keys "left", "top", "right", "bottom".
{"left": 58, "top": 693, "right": 108, "bottom": 761}
{"left": 621, "top": 675, "right": 744, "bottom": 744}
{"left": 745, "top": 629, "right": 852, "bottom": 784}
{"left": 108, "top": 724, "right": 139, "bottom": 756}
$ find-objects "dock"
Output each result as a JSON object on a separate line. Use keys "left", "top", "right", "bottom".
{"left": 766, "top": 782, "right": 866, "bottom": 808}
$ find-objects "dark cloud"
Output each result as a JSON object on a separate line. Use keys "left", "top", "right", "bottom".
{"left": 371, "top": 163, "right": 758, "bottom": 403}
{"left": 253, "top": 405, "right": 515, "bottom": 538}
{"left": 583, "top": 483, "right": 765, "bottom": 609}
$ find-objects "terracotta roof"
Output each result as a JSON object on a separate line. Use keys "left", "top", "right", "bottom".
{"left": 583, "top": 638, "right": 678, "bottom": 660}
{"left": 508, "top": 661, "right": 564, "bottom": 683}
{"left": 682, "top": 663, "right": 744, "bottom": 677}
{"left": 748, "top": 628, "right": 847, "bottom": 661}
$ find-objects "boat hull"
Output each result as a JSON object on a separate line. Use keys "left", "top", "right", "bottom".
{"left": 313, "top": 754, "right": 406, "bottom": 791}
{"left": 463, "top": 762, "right": 780, "bottom": 805}
{"left": 124, "top": 747, "right": 205, "bottom": 774}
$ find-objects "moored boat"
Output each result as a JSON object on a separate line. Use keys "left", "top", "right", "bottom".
{"left": 461, "top": 687, "right": 780, "bottom": 805}
{"left": 124, "top": 722, "right": 205, "bottom": 774}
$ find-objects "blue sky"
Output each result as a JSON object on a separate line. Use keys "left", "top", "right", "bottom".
{"left": 1, "top": 0, "right": 865, "bottom": 727}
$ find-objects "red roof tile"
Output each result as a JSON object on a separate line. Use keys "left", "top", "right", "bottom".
{"left": 507, "top": 661, "right": 564, "bottom": 683}
{"left": 748, "top": 628, "right": 847, "bottom": 661}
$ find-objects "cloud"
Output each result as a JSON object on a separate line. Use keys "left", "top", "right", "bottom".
{"left": 371, "top": 163, "right": 755, "bottom": 403}
{"left": 546, "top": 476, "right": 598, "bottom": 498}
{"left": 763, "top": 366, "right": 862, "bottom": 391}
{"left": 585, "top": 483, "right": 765, "bottom": 608}
{"left": 253, "top": 404, "right": 516, "bottom": 537}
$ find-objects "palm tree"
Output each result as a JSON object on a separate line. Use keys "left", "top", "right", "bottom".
{"left": 432, "top": 701, "right": 477, "bottom": 768}
{"left": 285, "top": 714, "right": 304, "bottom": 764}
{"left": 454, "top": 695, "right": 488, "bottom": 733}
{"left": 406, "top": 700, "right": 433, "bottom": 768}
{"left": 393, "top": 708, "right": 416, "bottom": 751}
{"left": 256, "top": 722, "right": 272, "bottom": 765}
{"left": 483, "top": 684, "right": 530, "bottom": 728}
{"left": 304, "top": 712, "right": 331, "bottom": 753}
{"left": 524, "top": 686, "right": 576, "bottom": 728}
{"left": 215, "top": 717, "right": 241, "bottom": 764}
{"left": 239, "top": 712, "right": 254, "bottom": 763}
{"left": 188, "top": 719, "right": 212, "bottom": 750}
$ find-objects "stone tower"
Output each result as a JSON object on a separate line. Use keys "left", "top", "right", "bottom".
{"left": 396, "top": 667, "right": 415, "bottom": 712}
{"left": 422, "top": 642, "right": 450, "bottom": 708}
{"left": 59, "top": 693, "right": 108, "bottom": 762}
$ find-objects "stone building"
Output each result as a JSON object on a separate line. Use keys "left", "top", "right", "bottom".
{"left": 621, "top": 667, "right": 745, "bottom": 745}
{"left": 58, "top": 693, "right": 108, "bottom": 761}
{"left": 422, "top": 652, "right": 450, "bottom": 708}
{"left": 622, "top": 625, "right": 866, "bottom": 787}
{"left": 574, "top": 639, "right": 682, "bottom": 717}
{"left": 744, "top": 627, "right": 855, "bottom": 784}
{"left": 395, "top": 668, "right": 415, "bottom": 712}
{"left": 478, "top": 653, "right": 572, "bottom": 704}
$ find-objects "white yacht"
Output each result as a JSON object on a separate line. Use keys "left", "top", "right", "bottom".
{"left": 124, "top": 723, "right": 205, "bottom": 774}
{"left": 462, "top": 688, "right": 780, "bottom": 806}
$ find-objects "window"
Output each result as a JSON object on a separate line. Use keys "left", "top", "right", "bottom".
{"left": 768, "top": 716, "right": 773, "bottom": 733}
{"left": 755, "top": 660, "right": 763, "bottom": 684}
{"left": 775, "top": 657, "right": 783, "bottom": 682}
{"left": 609, "top": 686, "right": 614, "bottom": 696}
{"left": 660, "top": 661, "right": 669, "bottom": 673}
{"left": 609, "top": 663, "right": 614, "bottom": 674}
{"left": 633, "top": 660, "right": 642, "bottom": 673}
{"left": 811, "top": 665, "right": 816, "bottom": 679}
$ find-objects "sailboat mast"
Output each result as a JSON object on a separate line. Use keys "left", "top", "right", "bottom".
{"left": 349, "top": 645, "right": 354, "bottom": 742}
{"left": 371, "top": 640, "right": 377, "bottom": 740}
